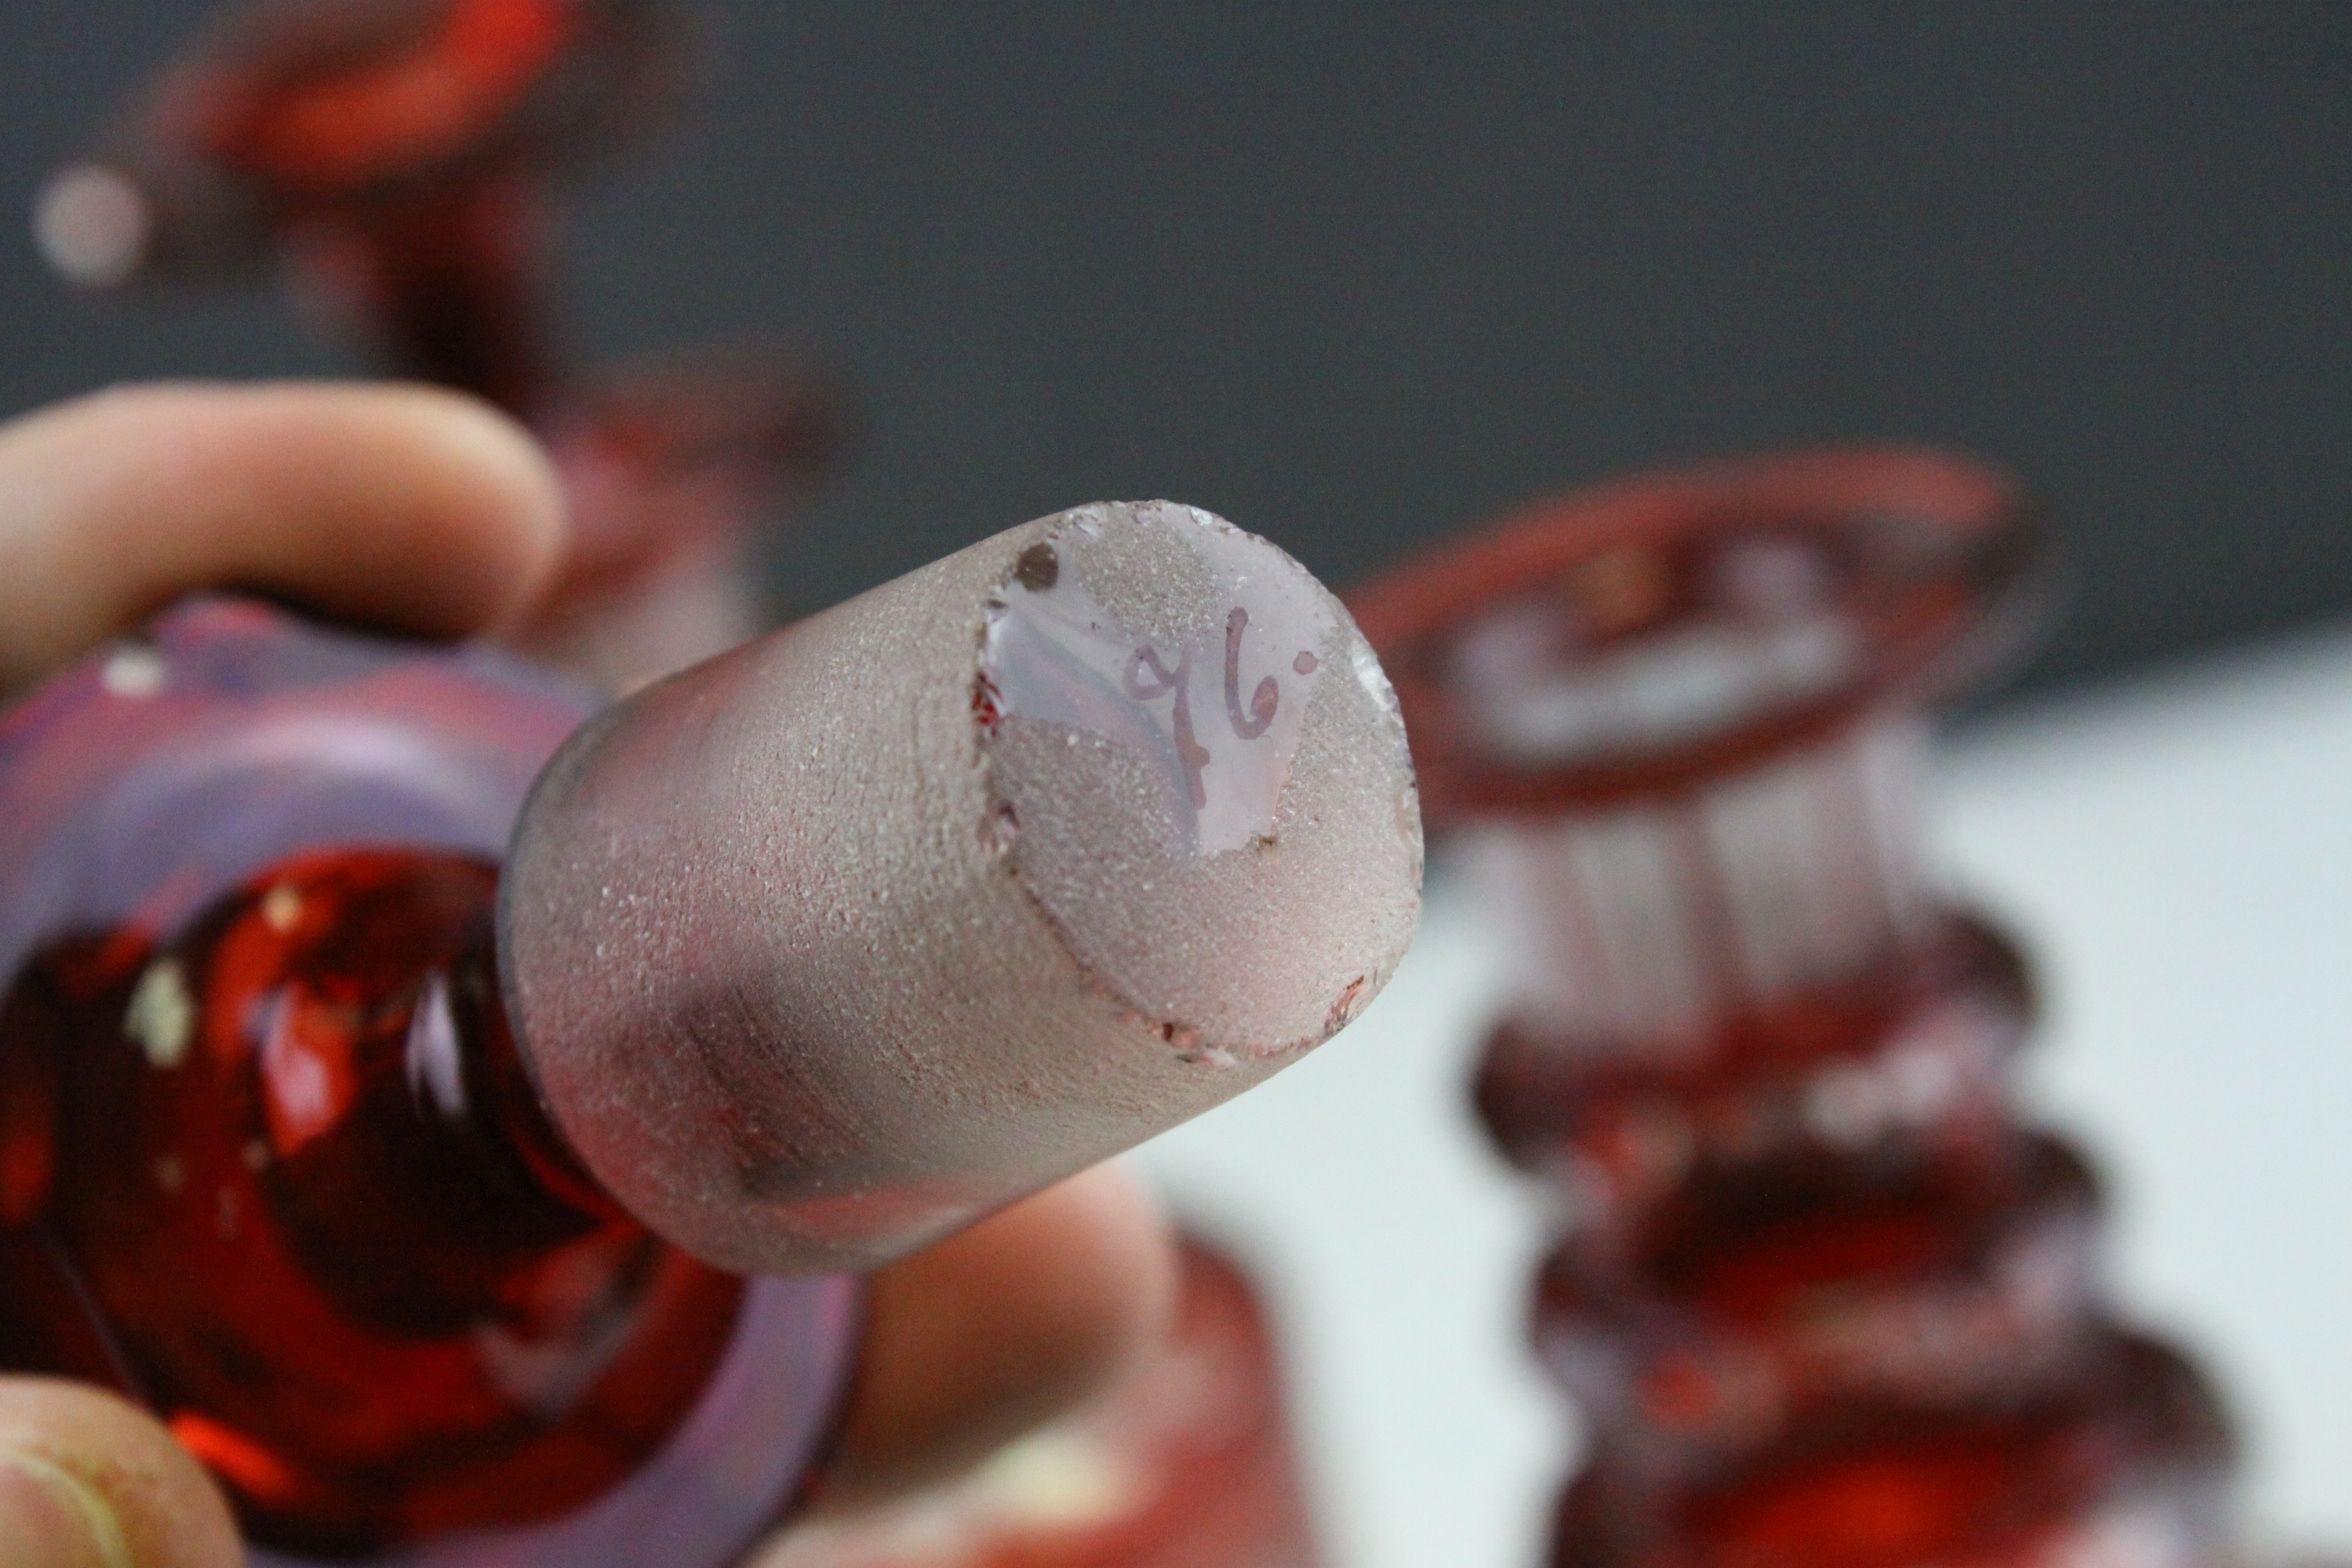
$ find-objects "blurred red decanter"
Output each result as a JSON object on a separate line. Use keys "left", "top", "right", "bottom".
{"left": 38, "top": 0, "right": 840, "bottom": 687}
{"left": 0, "top": 500, "right": 1425, "bottom": 1566}
{"left": 0, "top": 602, "right": 857, "bottom": 1567}
{"left": 763, "top": 1239, "right": 1326, "bottom": 1568}
{"left": 1352, "top": 449, "right": 2242, "bottom": 1567}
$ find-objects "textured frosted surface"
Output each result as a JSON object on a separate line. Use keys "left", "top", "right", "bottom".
{"left": 980, "top": 501, "right": 1423, "bottom": 1061}
{"left": 504, "top": 500, "right": 1423, "bottom": 1273}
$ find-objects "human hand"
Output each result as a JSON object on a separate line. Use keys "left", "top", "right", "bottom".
{"left": 0, "top": 383, "right": 1174, "bottom": 1567}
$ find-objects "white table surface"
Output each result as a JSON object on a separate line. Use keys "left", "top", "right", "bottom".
{"left": 1136, "top": 621, "right": 2352, "bottom": 1568}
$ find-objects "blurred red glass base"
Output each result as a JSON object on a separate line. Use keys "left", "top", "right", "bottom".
{"left": 0, "top": 602, "right": 857, "bottom": 1564}
{"left": 765, "top": 1240, "right": 1324, "bottom": 1568}
{"left": 1552, "top": 1334, "right": 2233, "bottom": 1568}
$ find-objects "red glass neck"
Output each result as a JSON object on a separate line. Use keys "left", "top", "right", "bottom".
{"left": 0, "top": 844, "right": 743, "bottom": 1552}
{"left": 1463, "top": 715, "right": 1934, "bottom": 1058}
{"left": 302, "top": 177, "right": 562, "bottom": 415}
{"left": 179, "top": 849, "right": 618, "bottom": 1288}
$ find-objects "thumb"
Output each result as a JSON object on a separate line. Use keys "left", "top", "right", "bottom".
{"left": 0, "top": 1379, "right": 239, "bottom": 1568}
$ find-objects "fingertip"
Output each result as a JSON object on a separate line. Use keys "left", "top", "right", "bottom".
{"left": 994, "top": 1162, "right": 1181, "bottom": 1402}
{"left": 819, "top": 1164, "right": 1177, "bottom": 1509}
{"left": 0, "top": 381, "right": 569, "bottom": 682}
{"left": 1037, "top": 1163, "right": 1181, "bottom": 1376}
{"left": 0, "top": 1378, "right": 240, "bottom": 1568}
{"left": 330, "top": 384, "right": 569, "bottom": 634}
{"left": 188, "top": 382, "right": 569, "bottom": 638}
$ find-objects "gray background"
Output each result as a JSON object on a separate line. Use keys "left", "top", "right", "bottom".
{"left": 2, "top": 1, "right": 2347, "bottom": 696}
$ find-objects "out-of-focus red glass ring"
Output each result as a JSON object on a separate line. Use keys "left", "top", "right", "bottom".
{"left": 1532, "top": 1135, "right": 2105, "bottom": 1459}
{"left": 1348, "top": 448, "right": 2050, "bottom": 821}
{"left": 1550, "top": 1332, "right": 2235, "bottom": 1568}
{"left": 40, "top": 0, "right": 681, "bottom": 293}
{"left": 172, "top": 0, "right": 674, "bottom": 203}
{"left": 1475, "top": 911, "right": 2031, "bottom": 1191}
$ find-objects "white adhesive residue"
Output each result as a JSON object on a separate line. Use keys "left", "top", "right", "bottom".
{"left": 981, "top": 502, "right": 1333, "bottom": 856}
{"left": 976, "top": 501, "right": 1423, "bottom": 1059}
{"left": 125, "top": 959, "right": 195, "bottom": 1068}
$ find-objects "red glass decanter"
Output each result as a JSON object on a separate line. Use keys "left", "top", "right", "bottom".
{"left": 38, "top": 0, "right": 838, "bottom": 686}
{"left": 762, "top": 1238, "right": 1326, "bottom": 1568}
{"left": 1352, "top": 449, "right": 2239, "bottom": 1568}
{"left": 0, "top": 499, "right": 1423, "bottom": 1567}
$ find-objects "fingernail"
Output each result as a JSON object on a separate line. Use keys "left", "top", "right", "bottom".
{"left": 0, "top": 1448, "right": 129, "bottom": 1568}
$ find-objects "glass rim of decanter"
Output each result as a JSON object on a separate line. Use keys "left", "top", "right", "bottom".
{"left": 140, "top": 0, "right": 682, "bottom": 210}
{"left": 1348, "top": 445, "right": 2054, "bottom": 822}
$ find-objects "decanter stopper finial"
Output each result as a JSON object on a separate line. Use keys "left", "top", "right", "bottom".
{"left": 502, "top": 499, "right": 1424, "bottom": 1274}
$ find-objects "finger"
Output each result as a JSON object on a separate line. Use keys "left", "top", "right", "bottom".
{"left": 814, "top": 1164, "right": 1178, "bottom": 1511}
{"left": 0, "top": 1378, "right": 241, "bottom": 1568}
{"left": 0, "top": 382, "right": 565, "bottom": 685}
